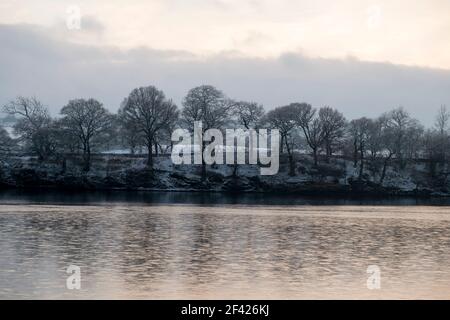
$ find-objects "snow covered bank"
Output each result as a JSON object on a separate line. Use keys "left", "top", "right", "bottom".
{"left": 0, "top": 154, "right": 448, "bottom": 197}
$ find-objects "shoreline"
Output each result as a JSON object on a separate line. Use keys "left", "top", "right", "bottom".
{"left": 0, "top": 183, "right": 447, "bottom": 198}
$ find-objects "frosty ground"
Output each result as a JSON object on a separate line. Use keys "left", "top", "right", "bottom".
{"left": 0, "top": 153, "right": 447, "bottom": 197}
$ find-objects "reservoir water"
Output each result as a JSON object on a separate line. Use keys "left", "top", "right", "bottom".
{"left": 1, "top": 190, "right": 449, "bottom": 299}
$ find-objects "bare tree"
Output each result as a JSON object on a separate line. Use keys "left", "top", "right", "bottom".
{"left": 119, "top": 118, "right": 142, "bottom": 155}
{"left": 378, "top": 116, "right": 397, "bottom": 184}
{"left": 231, "top": 101, "right": 265, "bottom": 176}
{"left": 265, "top": 104, "right": 298, "bottom": 176}
{"left": 119, "top": 86, "right": 179, "bottom": 168}
{"left": 152, "top": 110, "right": 179, "bottom": 156}
{"left": 319, "top": 106, "right": 346, "bottom": 162}
{"left": 233, "top": 101, "right": 265, "bottom": 130}
{"left": 430, "top": 105, "right": 450, "bottom": 169}
{"left": 291, "top": 103, "right": 324, "bottom": 166}
{"left": 48, "top": 119, "right": 80, "bottom": 173}
{"left": 383, "top": 107, "right": 420, "bottom": 169}
{"left": 422, "top": 129, "right": 450, "bottom": 179}
{"left": 182, "top": 85, "right": 231, "bottom": 179}
{"left": 156, "top": 119, "right": 179, "bottom": 154}
{"left": 435, "top": 105, "right": 450, "bottom": 135}
{"left": 3, "top": 96, "right": 54, "bottom": 161}
{"left": 117, "top": 99, "right": 144, "bottom": 155}
{"left": 0, "top": 127, "right": 15, "bottom": 155}
{"left": 348, "top": 118, "right": 372, "bottom": 179}
{"left": 366, "top": 118, "right": 384, "bottom": 161}
{"left": 60, "top": 98, "right": 112, "bottom": 171}
{"left": 403, "top": 123, "right": 424, "bottom": 162}
{"left": 182, "top": 85, "right": 231, "bottom": 129}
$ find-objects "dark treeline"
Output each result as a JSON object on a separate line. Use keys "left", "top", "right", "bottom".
{"left": 0, "top": 85, "right": 449, "bottom": 185}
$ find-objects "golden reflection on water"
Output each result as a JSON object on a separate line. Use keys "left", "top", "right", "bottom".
{"left": 0, "top": 204, "right": 450, "bottom": 299}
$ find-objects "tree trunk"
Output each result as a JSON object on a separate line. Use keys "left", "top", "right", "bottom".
{"left": 83, "top": 153, "right": 90, "bottom": 171}
{"left": 201, "top": 143, "right": 207, "bottom": 181}
{"left": 201, "top": 162, "right": 206, "bottom": 180}
{"left": 285, "top": 139, "right": 295, "bottom": 176}
{"left": 379, "top": 154, "right": 393, "bottom": 184}
{"left": 398, "top": 152, "right": 406, "bottom": 170}
{"left": 61, "top": 157, "right": 67, "bottom": 174}
{"left": 83, "top": 143, "right": 91, "bottom": 172}
{"left": 147, "top": 142, "right": 153, "bottom": 168}
{"left": 288, "top": 153, "right": 295, "bottom": 176}
{"left": 35, "top": 142, "right": 45, "bottom": 162}
{"left": 353, "top": 139, "right": 358, "bottom": 167}
{"left": 429, "top": 160, "right": 437, "bottom": 178}
{"left": 325, "top": 141, "right": 331, "bottom": 163}
{"left": 313, "top": 148, "right": 318, "bottom": 167}
{"left": 358, "top": 144, "right": 364, "bottom": 180}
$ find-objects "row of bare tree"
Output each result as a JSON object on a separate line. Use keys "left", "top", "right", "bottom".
{"left": 1, "top": 85, "right": 449, "bottom": 182}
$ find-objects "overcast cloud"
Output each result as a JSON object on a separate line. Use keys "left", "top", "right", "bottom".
{"left": 1, "top": 23, "right": 449, "bottom": 126}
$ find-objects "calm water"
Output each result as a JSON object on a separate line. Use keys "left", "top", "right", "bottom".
{"left": 1, "top": 191, "right": 450, "bottom": 299}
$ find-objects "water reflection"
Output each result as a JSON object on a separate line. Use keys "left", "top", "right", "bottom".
{"left": 0, "top": 204, "right": 450, "bottom": 299}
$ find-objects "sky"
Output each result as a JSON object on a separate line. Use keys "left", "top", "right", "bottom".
{"left": 1, "top": 0, "right": 450, "bottom": 125}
